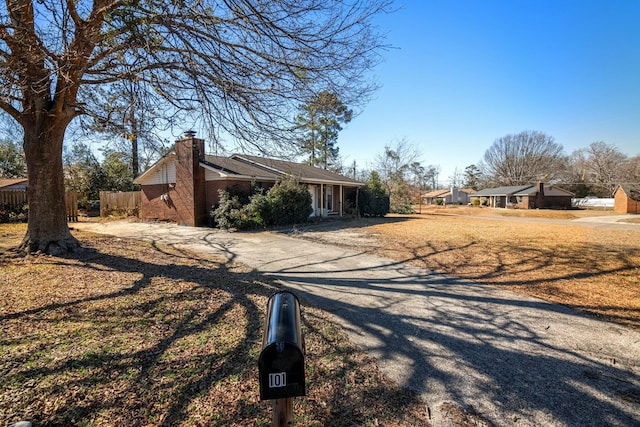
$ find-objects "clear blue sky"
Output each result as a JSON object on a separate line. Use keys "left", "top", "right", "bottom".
{"left": 339, "top": 0, "right": 640, "bottom": 184}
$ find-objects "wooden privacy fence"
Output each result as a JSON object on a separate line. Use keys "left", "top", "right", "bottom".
{"left": 66, "top": 192, "right": 78, "bottom": 222}
{"left": 0, "top": 189, "right": 78, "bottom": 222}
{"left": 100, "top": 191, "right": 141, "bottom": 217}
{"left": 0, "top": 189, "right": 27, "bottom": 207}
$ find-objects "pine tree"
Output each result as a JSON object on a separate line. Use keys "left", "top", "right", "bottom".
{"left": 297, "top": 90, "right": 352, "bottom": 169}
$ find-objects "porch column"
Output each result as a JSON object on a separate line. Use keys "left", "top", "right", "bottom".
{"left": 339, "top": 185, "right": 343, "bottom": 216}
{"left": 320, "top": 184, "right": 324, "bottom": 217}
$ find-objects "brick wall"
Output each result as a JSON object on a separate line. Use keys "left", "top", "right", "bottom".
{"left": 174, "top": 135, "right": 206, "bottom": 226}
{"left": 615, "top": 188, "right": 640, "bottom": 213}
{"left": 140, "top": 184, "right": 178, "bottom": 222}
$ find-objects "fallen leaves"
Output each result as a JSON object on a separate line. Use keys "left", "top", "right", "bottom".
{"left": 1, "top": 227, "right": 430, "bottom": 426}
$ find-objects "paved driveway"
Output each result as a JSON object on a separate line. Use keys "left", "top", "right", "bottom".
{"left": 74, "top": 221, "right": 640, "bottom": 426}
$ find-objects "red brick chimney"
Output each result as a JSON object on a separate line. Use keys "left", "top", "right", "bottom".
{"left": 174, "top": 131, "right": 206, "bottom": 226}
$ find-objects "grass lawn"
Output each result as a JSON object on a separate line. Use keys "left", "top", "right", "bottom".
{"left": 1, "top": 225, "right": 430, "bottom": 426}
{"left": 300, "top": 207, "right": 640, "bottom": 330}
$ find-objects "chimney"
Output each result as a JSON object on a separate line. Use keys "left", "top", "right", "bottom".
{"left": 174, "top": 131, "right": 206, "bottom": 226}
{"left": 451, "top": 186, "right": 459, "bottom": 204}
{"left": 535, "top": 182, "right": 545, "bottom": 209}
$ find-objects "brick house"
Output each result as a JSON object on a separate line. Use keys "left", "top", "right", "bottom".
{"left": 134, "top": 132, "right": 363, "bottom": 226}
{"left": 469, "top": 183, "right": 573, "bottom": 209}
{"left": 613, "top": 185, "right": 640, "bottom": 214}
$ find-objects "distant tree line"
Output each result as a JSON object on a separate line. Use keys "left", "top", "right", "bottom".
{"left": 354, "top": 131, "right": 638, "bottom": 213}
{"left": 2, "top": 129, "right": 637, "bottom": 218}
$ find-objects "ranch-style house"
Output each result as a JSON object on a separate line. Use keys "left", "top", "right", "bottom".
{"left": 134, "top": 132, "right": 363, "bottom": 226}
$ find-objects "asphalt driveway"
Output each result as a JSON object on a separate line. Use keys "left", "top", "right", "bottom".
{"left": 73, "top": 220, "right": 640, "bottom": 426}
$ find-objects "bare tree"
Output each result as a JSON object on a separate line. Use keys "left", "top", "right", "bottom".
{"left": 619, "top": 155, "right": 640, "bottom": 187}
{"left": 0, "top": 0, "right": 390, "bottom": 254}
{"left": 85, "top": 77, "right": 175, "bottom": 177}
{"left": 481, "top": 130, "right": 565, "bottom": 186}
{"left": 374, "top": 138, "right": 422, "bottom": 212}
{"left": 579, "top": 141, "right": 628, "bottom": 196}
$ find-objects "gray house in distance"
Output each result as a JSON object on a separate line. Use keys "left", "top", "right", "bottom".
{"left": 470, "top": 183, "right": 573, "bottom": 209}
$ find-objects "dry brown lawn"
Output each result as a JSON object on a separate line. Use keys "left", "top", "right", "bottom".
{"left": 303, "top": 207, "right": 640, "bottom": 330}
{"left": 0, "top": 225, "right": 431, "bottom": 426}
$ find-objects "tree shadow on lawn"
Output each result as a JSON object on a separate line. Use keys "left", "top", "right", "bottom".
{"left": 0, "top": 237, "right": 428, "bottom": 426}
{"left": 246, "top": 245, "right": 640, "bottom": 426}
{"left": 392, "top": 238, "right": 640, "bottom": 330}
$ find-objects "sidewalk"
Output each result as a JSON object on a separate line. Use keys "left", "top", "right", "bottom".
{"left": 73, "top": 221, "right": 640, "bottom": 426}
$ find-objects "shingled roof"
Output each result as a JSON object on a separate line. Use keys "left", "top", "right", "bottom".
{"left": 203, "top": 154, "right": 362, "bottom": 186}
{"left": 0, "top": 178, "right": 28, "bottom": 190}
{"left": 617, "top": 184, "right": 640, "bottom": 201}
{"left": 472, "top": 184, "right": 573, "bottom": 197}
{"left": 472, "top": 185, "right": 535, "bottom": 197}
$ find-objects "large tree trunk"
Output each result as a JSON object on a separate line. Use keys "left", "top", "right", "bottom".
{"left": 19, "top": 121, "right": 80, "bottom": 255}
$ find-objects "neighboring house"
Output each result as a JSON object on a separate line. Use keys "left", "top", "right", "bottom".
{"left": 613, "top": 185, "right": 640, "bottom": 214}
{"left": 469, "top": 183, "right": 573, "bottom": 209}
{"left": 422, "top": 187, "right": 475, "bottom": 205}
{"left": 0, "top": 178, "right": 28, "bottom": 191}
{"left": 134, "top": 132, "right": 363, "bottom": 226}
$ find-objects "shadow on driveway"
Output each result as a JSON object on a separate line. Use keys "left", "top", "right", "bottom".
{"left": 74, "top": 221, "right": 640, "bottom": 426}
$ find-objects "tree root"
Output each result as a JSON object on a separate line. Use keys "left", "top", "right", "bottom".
{"left": 18, "top": 234, "right": 82, "bottom": 256}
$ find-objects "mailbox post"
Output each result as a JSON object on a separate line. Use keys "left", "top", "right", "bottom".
{"left": 258, "top": 291, "right": 305, "bottom": 426}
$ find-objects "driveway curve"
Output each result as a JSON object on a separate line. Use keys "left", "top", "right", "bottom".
{"left": 73, "top": 220, "right": 640, "bottom": 426}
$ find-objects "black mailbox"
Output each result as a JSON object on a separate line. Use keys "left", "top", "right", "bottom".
{"left": 258, "top": 291, "right": 305, "bottom": 400}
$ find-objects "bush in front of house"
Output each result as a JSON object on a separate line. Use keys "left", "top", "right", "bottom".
{"left": 249, "top": 178, "right": 312, "bottom": 226}
{"left": 349, "top": 171, "right": 390, "bottom": 217}
{"left": 0, "top": 203, "right": 28, "bottom": 223}
{"left": 211, "top": 190, "right": 256, "bottom": 230}
{"left": 212, "top": 177, "right": 312, "bottom": 230}
{"left": 357, "top": 187, "right": 390, "bottom": 217}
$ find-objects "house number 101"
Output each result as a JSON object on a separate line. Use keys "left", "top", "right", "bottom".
{"left": 269, "top": 372, "right": 286, "bottom": 388}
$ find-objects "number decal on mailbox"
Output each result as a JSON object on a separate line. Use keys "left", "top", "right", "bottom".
{"left": 269, "top": 372, "right": 286, "bottom": 388}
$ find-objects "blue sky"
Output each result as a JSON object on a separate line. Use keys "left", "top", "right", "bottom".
{"left": 338, "top": 0, "right": 640, "bottom": 184}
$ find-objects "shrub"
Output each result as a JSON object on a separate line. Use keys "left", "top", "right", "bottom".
{"left": 471, "top": 198, "right": 481, "bottom": 207}
{"left": 354, "top": 186, "right": 390, "bottom": 217}
{"left": 250, "top": 177, "right": 312, "bottom": 226}
{"left": 390, "top": 202, "right": 414, "bottom": 214}
{"left": 0, "top": 203, "right": 28, "bottom": 223}
{"left": 351, "top": 171, "right": 390, "bottom": 217}
{"left": 212, "top": 178, "right": 312, "bottom": 230}
{"left": 211, "top": 190, "right": 257, "bottom": 230}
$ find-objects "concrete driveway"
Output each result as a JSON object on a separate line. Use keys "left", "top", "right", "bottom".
{"left": 73, "top": 220, "right": 640, "bottom": 426}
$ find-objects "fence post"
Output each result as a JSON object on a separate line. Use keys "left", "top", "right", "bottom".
{"left": 65, "top": 192, "right": 78, "bottom": 222}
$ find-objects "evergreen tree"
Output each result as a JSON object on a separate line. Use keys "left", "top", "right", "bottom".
{"left": 0, "top": 138, "right": 26, "bottom": 178}
{"left": 297, "top": 90, "right": 352, "bottom": 169}
{"left": 463, "top": 164, "right": 482, "bottom": 190}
